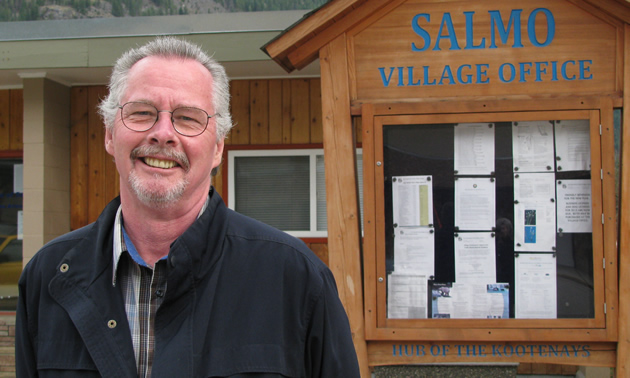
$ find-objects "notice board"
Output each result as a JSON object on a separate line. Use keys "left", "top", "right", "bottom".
{"left": 362, "top": 104, "right": 617, "bottom": 367}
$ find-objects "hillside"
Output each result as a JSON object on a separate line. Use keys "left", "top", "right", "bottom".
{"left": 0, "top": 0, "right": 327, "bottom": 21}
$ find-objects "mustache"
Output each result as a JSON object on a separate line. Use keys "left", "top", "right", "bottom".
{"left": 130, "top": 145, "right": 190, "bottom": 172}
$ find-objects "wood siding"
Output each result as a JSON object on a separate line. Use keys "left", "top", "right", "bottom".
{"left": 0, "top": 89, "right": 23, "bottom": 152}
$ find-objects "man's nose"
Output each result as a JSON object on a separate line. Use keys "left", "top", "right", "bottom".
{"left": 148, "top": 111, "right": 178, "bottom": 144}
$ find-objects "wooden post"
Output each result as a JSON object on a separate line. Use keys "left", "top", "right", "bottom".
{"left": 320, "top": 34, "right": 370, "bottom": 377}
{"left": 616, "top": 23, "right": 630, "bottom": 378}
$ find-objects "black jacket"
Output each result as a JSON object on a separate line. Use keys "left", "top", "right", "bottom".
{"left": 16, "top": 190, "right": 360, "bottom": 377}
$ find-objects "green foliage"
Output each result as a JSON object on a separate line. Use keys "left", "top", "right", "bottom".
{"left": 228, "top": 0, "right": 327, "bottom": 11}
{"left": 110, "top": 0, "right": 123, "bottom": 16}
{"left": 18, "top": 1, "right": 39, "bottom": 20}
{"left": 0, "top": 0, "right": 328, "bottom": 21}
{"left": 123, "top": 0, "right": 141, "bottom": 16}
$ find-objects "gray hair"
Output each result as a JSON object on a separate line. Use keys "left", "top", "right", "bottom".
{"left": 98, "top": 36, "right": 233, "bottom": 140}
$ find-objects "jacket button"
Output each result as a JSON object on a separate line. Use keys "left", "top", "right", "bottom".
{"left": 107, "top": 320, "right": 117, "bottom": 329}
{"left": 169, "top": 255, "right": 176, "bottom": 267}
{"left": 60, "top": 263, "right": 69, "bottom": 273}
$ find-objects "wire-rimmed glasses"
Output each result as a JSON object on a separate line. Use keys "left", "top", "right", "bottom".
{"left": 118, "top": 101, "right": 219, "bottom": 137}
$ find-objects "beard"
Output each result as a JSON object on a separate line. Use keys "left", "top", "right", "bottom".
{"left": 128, "top": 145, "right": 191, "bottom": 209}
{"left": 129, "top": 170, "right": 189, "bottom": 209}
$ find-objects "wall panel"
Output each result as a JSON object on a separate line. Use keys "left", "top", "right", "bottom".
{"left": 0, "top": 89, "right": 22, "bottom": 153}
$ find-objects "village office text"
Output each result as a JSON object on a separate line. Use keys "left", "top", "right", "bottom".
{"left": 379, "top": 8, "right": 593, "bottom": 87}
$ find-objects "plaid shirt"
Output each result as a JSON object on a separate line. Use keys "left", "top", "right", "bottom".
{"left": 112, "top": 197, "right": 209, "bottom": 378}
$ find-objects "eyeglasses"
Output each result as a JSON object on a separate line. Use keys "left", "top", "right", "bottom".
{"left": 118, "top": 102, "right": 219, "bottom": 137}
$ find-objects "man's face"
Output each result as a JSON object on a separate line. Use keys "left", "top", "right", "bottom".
{"left": 105, "top": 56, "right": 224, "bottom": 209}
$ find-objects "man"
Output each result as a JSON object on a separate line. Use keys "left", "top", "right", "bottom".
{"left": 16, "top": 36, "right": 360, "bottom": 377}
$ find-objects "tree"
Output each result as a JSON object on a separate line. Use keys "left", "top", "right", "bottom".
{"left": 111, "top": 0, "right": 123, "bottom": 17}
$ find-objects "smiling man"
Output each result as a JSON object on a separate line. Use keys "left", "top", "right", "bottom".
{"left": 15, "top": 37, "right": 360, "bottom": 377}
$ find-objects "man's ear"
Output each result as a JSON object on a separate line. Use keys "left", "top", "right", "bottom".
{"left": 105, "top": 127, "right": 115, "bottom": 157}
{"left": 213, "top": 139, "right": 225, "bottom": 169}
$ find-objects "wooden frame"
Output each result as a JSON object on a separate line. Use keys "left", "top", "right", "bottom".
{"left": 362, "top": 98, "right": 618, "bottom": 344}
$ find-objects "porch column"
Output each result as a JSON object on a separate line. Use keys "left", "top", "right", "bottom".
{"left": 20, "top": 74, "right": 70, "bottom": 265}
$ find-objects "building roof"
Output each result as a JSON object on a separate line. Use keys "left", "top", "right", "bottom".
{"left": 0, "top": 10, "right": 320, "bottom": 89}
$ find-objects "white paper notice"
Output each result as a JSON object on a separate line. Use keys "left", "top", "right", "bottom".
{"left": 512, "top": 121, "right": 555, "bottom": 173}
{"left": 17, "top": 210, "right": 23, "bottom": 240}
{"left": 392, "top": 176, "right": 433, "bottom": 227}
{"left": 13, "top": 163, "right": 23, "bottom": 193}
{"left": 455, "top": 178, "right": 495, "bottom": 231}
{"left": 394, "top": 227, "right": 435, "bottom": 277}
{"left": 555, "top": 120, "right": 590, "bottom": 172}
{"left": 514, "top": 173, "right": 556, "bottom": 252}
{"left": 388, "top": 274, "right": 428, "bottom": 319}
{"left": 557, "top": 180, "right": 592, "bottom": 233}
{"left": 432, "top": 283, "right": 508, "bottom": 319}
{"left": 515, "top": 253, "right": 557, "bottom": 319}
{"left": 454, "top": 123, "right": 495, "bottom": 175}
{"left": 454, "top": 232, "right": 496, "bottom": 283}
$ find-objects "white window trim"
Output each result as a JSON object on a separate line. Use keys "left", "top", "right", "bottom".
{"left": 227, "top": 148, "right": 327, "bottom": 238}
{"left": 227, "top": 148, "right": 363, "bottom": 238}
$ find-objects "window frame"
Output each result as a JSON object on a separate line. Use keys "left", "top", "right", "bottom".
{"left": 226, "top": 147, "right": 363, "bottom": 238}
{"left": 0, "top": 154, "right": 23, "bottom": 313}
{"left": 227, "top": 148, "right": 327, "bottom": 238}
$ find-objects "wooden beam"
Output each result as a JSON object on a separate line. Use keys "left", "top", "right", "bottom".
{"left": 320, "top": 34, "right": 370, "bottom": 377}
{"left": 581, "top": 0, "right": 630, "bottom": 24}
{"left": 285, "top": 0, "right": 395, "bottom": 71}
{"left": 616, "top": 22, "right": 630, "bottom": 378}
{"left": 263, "top": 0, "right": 363, "bottom": 64}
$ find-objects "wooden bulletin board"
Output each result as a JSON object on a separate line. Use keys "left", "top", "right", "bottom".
{"left": 361, "top": 98, "right": 618, "bottom": 367}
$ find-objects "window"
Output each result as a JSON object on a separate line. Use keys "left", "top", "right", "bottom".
{"left": 228, "top": 149, "right": 363, "bottom": 238}
{"left": 0, "top": 159, "right": 22, "bottom": 311}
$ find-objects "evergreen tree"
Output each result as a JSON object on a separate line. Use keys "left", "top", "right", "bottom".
{"left": 111, "top": 0, "right": 123, "bottom": 17}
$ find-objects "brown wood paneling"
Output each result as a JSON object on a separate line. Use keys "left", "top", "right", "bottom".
{"left": 517, "top": 363, "right": 532, "bottom": 374}
{"left": 562, "top": 364, "right": 579, "bottom": 374}
{"left": 9, "top": 90, "right": 23, "bottom": 150}
{"left": 268, "top": 80, "right": 284, "bottom": 144}
{"left": 309, "top": 79, "right": 323, "bottom": 144}
{"left": 282, "top": 80, "right": 292, "bottom": 144}
{"left": 250, "top": 80, "right": 269, "bottom": 145}
{"left": 290, "top": 79, "right": 311, "bottom": 144}
{"left": 308, "top": 242, "right": 329, "bottom": 265}
{"left": 87, "top": 86, "right": 110, "bottom": 224}
{"left": 354, "top": 116, "right": 362, "bottom": 145}
{"left": 532, "top": 363, "right": 557, "bottom": 374}
{"left": 70, "top": 87, "right": 89, "bottom": 230}
{"left": 229, "top": 80, "right": 250, "bottom": 145}
{"left": 214, "top": 164, "right": 224, "bottom": 200}
{"left": 0, "top": 91, "right": 10, "bottom": 151}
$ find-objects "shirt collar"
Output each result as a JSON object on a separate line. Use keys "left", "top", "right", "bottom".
{"left": 112, "top": 194, "right": 211, "bottom": 286}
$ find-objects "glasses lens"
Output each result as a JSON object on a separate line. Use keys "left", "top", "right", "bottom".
{"left": 121, "top": 102, "right": 158, "bottom": 131}
{"left": 172, "top": 108, "right": 208, "bottom": 136}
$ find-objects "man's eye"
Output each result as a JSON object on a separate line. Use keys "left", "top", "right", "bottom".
{"left": 134, "top": 111, "right": 155, "bottom": 117}
{"left": 127, "top": 110, "right": 156, "bottom": 120}
{"left": 174, "top": 113, "right": 203, "bottom": 125}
